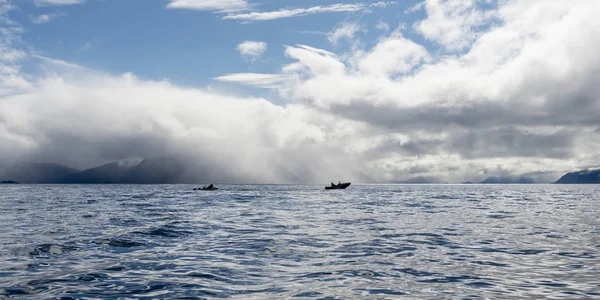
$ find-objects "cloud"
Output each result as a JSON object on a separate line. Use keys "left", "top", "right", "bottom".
{"left": 370, "top": 1, "right": 394, "bottom": 8}
{"left": 0, "top": 2, "right": 30, "bottom": 96}
{"left": 376, "top": 20, "right": 389, "bottom": 31}
{"left": 236, "top": 41, "right": 267, "bottom": 62}
{"left": 222, "top": 2, "right": 396, "bottom": 22}
{"left": 34, "top": 0, "right": 84, "bottom": 6}
{"left": 80, "top": 40, "right": 94, "bottom": 50}
{"left": 166, "top": 0, "right": 249, "bottom": 13}
{"left": 0, "top": 59, "right": 372, "bottom": 182}
{"left": 218, "top": 0, "right": 600, "bottom": 181}
{"left": 358, "top": 32, "right": 430, "bottom": 76}
{"left": 29, "top": 13, "right": 64, "bottom": 24}
{"left": 215, "top": 73, "right": 289, "bottom": 89}
{"left": 328, "top": 22, "right": 364, "bottom": 45}
{"left": 2, "top": 0, "right": 599, "bottom": 183}
{"left": 414, "top": 0, "right": 497, "bottom": 51}
{"left": 446, "top": 127, "right": 575, "bottom": 159}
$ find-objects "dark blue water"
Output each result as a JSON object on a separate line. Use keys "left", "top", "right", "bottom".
{"left": 0, "top": 184, "right": 599, "bottom": 299}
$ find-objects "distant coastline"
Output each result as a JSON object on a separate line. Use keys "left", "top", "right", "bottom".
{"left": 1, "top": 158, "right": 599, "bottom": 184}
{"left": 554, "top": 169, "right": 600, "bottom": 184}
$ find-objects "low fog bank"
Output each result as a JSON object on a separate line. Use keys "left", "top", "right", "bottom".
{"left": 0, "top": 154, "right": 377, "bottom": 184}
{"left": 0, "top": 68, "right": 379, "bottom": 184}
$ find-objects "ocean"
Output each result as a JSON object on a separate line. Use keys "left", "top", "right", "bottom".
{"left": 0, "top": 184, "right": 598, "bottom": 299}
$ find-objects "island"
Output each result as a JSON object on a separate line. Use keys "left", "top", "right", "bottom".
{"left": 0, "top": 180, "right": 19, "bottom": 184}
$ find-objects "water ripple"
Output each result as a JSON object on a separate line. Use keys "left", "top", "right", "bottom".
{"left": 1, "top": 184, "right": 599, "bottom": 299}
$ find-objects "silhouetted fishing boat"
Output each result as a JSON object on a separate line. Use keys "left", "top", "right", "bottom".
{"left": 325, "top": 182, "right": 351, "bottom": 190}
{"left": 193, "top": 184, "right": 218, "bottom": 191}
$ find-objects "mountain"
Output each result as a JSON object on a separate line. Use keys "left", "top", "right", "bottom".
{"left": 480, "top": 176, "right": 535, "bottom": 184}
{"left": 1, "top": 157, "right": 188, "bottom": 184}
{"left": 555, "top": 169, "right": 600, "bottom": 184}
{"left": 2, "top": 162, "right": 79, "bottom": 183}
{"left": 124, "top": 156, "right": 186, "bottom": 183}
{"left": 391, "top": 176, "right": 443, "bottom": 184}
{"left": 62, "top": 162, "right": 132, "bottom": 183}
{"left": 1, "top": 156, "right": 392, "bottom": 184}
{"left": 0, "top": 180, "right": 19, "bottom": 184}
{"left": 63, "top": 157, "right": 186, "bottom": 184}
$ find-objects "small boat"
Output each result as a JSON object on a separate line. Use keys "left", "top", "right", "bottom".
{"left": 325, "top": 182, "right": 351, "bottom": 190}
{"left": 193, "top": 184, "right": 218, "bottom": 191}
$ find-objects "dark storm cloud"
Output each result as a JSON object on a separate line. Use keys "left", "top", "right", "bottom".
{"left": 362, "top": 126, "right": 574, "bottom": 161}
{"left": 406, "top": 165, "right": 430, "bottom": 174}
{"left": 447, "top": 127, "right": 575, "bottom": 159}
{"left": 328, "top": 81, "right": 600, "bottom": 131}
{"left": 328, "top": 101, "right": 515, "bottom": 132}
{"left": 361, "top": 136, "right": 443, "bottom": 159}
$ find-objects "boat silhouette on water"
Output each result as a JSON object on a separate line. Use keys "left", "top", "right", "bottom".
{"left": 193, "top": 184, "right": 218, "bottom": 191}
{"left": 325, "top": 182, "right": 351, "bottom": 190}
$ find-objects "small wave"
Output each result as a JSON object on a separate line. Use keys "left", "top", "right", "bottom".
{"left": 299, "top": 271, "right": 334, "bottom": 278}
{"left": 133, "top": 226, "right": 194, "bottom": 238}
{"left": 510, "top": 249, "right": 549, "bottom": 255}
{"left": 394, "top": 268, "right": 442, "bottom": 277}
{"left": 471, "top": 260, "right": 509, "bottom": 267}
{"left": 431, "top": 195, "right": 458, "bottom": 200}
{"left": 73, "top": 272, "right": 110, "bottom": 282}
{"left": 188, "top": 272, "right": 226, "bottom": 281}
{"left": 121, "top": 202, "right": 155, "bottom": 208}
{"left": 298, "top": 269, "right": 380, "bottom": 280}
{"left": 465, "top": 281, "right": 496, "bottom": 288}
{"left": 404, "top": 237, "right": 459, "bottom": 248}
{"left": 187, "top": 271, "right": 260, "bottom": 286}
{"left": 365, "top": 289, "right": 406, "bottom": 295}
{"left": 28, "top": 243, "right": 78, "bottom": 257}
{"left": 92, "top": 238, "right": 147, "bottom": 248}
{"left": 478, "top": 247, "right": 548, "bottom": 255}
{"left": 232, "top": 195, "right": 261, "bottom": 201}
{"left": 129, "top": 192, "right": 157, "bottom": 200}
{"left": 487, "top": 214, "right": 515, "bottom": 219}
{"left": 537, "top": 280, "right": 569, "bottom": 288}
{"left": 417, "top": 274, "right": 484, "bottom": 284}
{"left": 556, "top": 252, "right": 596, "bottom": 259}
{"left": 293, "top": 291, "right": 323, "bottom": 297}
{"left": 0, "top": 287, "right": 43, "bottom": 297}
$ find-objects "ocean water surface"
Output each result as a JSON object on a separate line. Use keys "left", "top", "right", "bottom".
{"left": 0, "top": 184, "right": 599, "bottom": 299}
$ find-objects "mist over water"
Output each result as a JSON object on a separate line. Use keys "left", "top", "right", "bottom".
{"left": 0, "top": 184, "right": 599, "bottom": 299}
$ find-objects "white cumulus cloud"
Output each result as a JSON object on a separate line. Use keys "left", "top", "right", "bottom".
{"left": 414, "top": 0, "right": 497, "bottom": 51}
{"left": 236, "top": 41, "right": 267, "bottom": 62}
{"left": 217, "top": 0, "right": 600, "bottom": 182}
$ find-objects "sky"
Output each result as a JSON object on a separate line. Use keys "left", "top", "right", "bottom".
{"left": 0, "top": 0, "right": 599, "bottom": 183}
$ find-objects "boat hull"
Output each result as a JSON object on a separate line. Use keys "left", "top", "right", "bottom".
{"left": 325, "top": 182, "right": 351, "bottom": 190}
